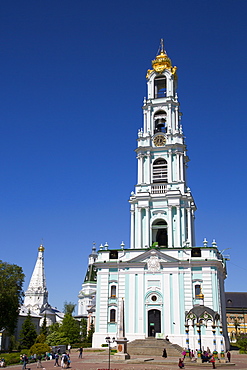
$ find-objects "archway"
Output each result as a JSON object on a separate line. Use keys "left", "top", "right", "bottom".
{"left": 152, "top": 219, "right": 168, "bottom": 247}
{"left": 148, "top": 309, "right": 161, "bottom": 337}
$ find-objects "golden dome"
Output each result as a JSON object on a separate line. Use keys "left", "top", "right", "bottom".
{"left": 146, "top": 39, "right": 177, "bottom": 78}
{"left": 38, "top": 244, "right": 45, "bottom": 252}
{"left": 152, "top": 51, "right": 172, "bottom": 73}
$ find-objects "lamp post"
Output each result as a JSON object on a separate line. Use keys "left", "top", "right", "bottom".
{"left": 105, "top": 336, "right": 115, "bottom": 370}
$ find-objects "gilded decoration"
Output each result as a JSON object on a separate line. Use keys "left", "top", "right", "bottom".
{"left": 146, "top": 43, "right": 177, "bottom": 79}
{"left": 38, "top": 244, "right": 45, "bottom": 252}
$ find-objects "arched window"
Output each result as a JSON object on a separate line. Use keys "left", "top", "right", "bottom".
{"left": 110, "top": 309, "right": 116, "bottom": 322}
{"left": 153, "top": 159, "right": 168, "bottom": 183}
{"left": 152, "top": 219, "right": 168, "bottom": 247}
{"left": 154, "top": 110, "right": 167, "bottom": 134}
{"left": 110, "top": 285, "right": 116, "bottom": 298}
{"left": 154, "top": 76, "right": 167, "bottom": 98}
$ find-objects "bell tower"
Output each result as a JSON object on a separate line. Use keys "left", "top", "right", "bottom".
{"left": 129, "top": 40, "right": 196, "bottom": 249}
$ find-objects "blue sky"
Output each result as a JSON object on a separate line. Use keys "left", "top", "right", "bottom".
{"left": 1, "top": 0, "right": 247, "bottom": 312}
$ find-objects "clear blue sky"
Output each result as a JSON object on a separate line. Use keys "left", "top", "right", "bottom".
{"left": 1, "top": 0, "right": 247, "bottom": 312}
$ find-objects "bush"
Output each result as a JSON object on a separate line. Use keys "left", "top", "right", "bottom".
{"left": 237, "top": 334, "right": 247, "bottom": 353}
{"left": 29, "top": 343, "right": 51, "bottom": 355}
{"left": 0, "top": 353, "right": 23, "bottom": 366}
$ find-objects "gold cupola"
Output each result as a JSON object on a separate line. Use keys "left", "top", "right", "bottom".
{"left": 146, "top": 39, "right": 177, "bottom": 78}
{"left": 38, "top": 244, "right": 45, "bottom": 252}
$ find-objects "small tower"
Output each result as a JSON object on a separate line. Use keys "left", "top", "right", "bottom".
{"left": 78, "top": 243, "right": 98, "bottom": 317}
{"left": 24, "top": 244, "right": 48, "bottom": 315}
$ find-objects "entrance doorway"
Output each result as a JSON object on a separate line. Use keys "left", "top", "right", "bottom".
{"left": 148, "top": 309, "right": 161, "bottom": 337}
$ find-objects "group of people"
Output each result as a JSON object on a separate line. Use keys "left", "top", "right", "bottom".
{"left": 20, "top": 351, "right": 72, "bottom": 370}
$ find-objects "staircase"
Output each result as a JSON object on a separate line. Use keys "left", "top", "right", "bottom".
{"left": 127, "top": 338, "right": 183, "bottom": 357}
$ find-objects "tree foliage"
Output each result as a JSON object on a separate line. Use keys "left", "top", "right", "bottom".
{"left": 0, "top": 260, "right": 25, "bottom": 334}
{"left": 40, "top": 314, "right": 48, "bottom": 337}
{"left": 46, "top": 331, "right": 69, "bottom": 346}
{"left": 63, "top": 301, "right": 76, "bottom": 315}
{"left": 30, "top": 343, "right": 51, "bottom": 355}
{"left": 86, "top": 322, "right": 94, "bottom": 345}
{"left": 46, "top": 314, "right": 80, "bottom": 345}
{"left": 60, "top": 313, "right": 80, "bottom": 344}
{"left": 35, "top": 333, "right": 46, "bottom": 344}
{"left": 237, "top": 334, "right": 247, "bottom": 353}
{"left": 80, "top": 318, "right": 87, "bottom": 341}
{"left": 19, "top": 311, "right": 37, "bottom": 349}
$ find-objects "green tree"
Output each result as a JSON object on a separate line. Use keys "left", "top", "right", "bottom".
{"left": 63, "top": 301, "right": 76, "bottom": 315}
{"left": 0, "top": 260, "right": 25, "bottom": 334}
{"left": 60, "top": 313, "right": 80, "bottom": 344}
{"left": 35, "top": 333, "right": 46, "bottom": 344}
{"left": 30, "top": 343, "right": 51, "bottom": 355}
{"left": 80, "top": 318, "right": 87, "bottom": 341}
{"left": 19, "top": 311, "right": 37, "bottom": 349}
{"left": 234, "top": 318, "right": 240, "bottom": 337}
{"left": 48, "top": 322, "right": 60, "bottom": 334}
{"left": 40, "top": 314, "right": 48, "bottom": 337}
{"left": 46, "top": 331, "right": 69, "bottom": 346}
{"left": 86, "top": 322, "right": 94, "bottom": 345}
{"left": 237, "top": 334, "right": 247, "bottom": 353}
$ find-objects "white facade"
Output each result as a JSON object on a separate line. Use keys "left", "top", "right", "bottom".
{"left": 92, "top": 44, "right": 229, "bottom": 353}
{"left": 77, "top": 244, "right": 97, "bottom": 329}
{"left": 23, "top": 244, "right": 64, "bottom": 325}
{"left": 24, "top": 245, "right": 48, "bottom": 315}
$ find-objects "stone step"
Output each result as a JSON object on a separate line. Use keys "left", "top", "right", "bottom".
{"left": 127, "top": 338, "right": 183, "bottom": 357}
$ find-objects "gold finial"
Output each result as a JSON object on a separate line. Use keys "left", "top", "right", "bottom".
{"left": 196, "top": 287, "right": 204, "bottom": 300}
{"left": 146, "top": 39, "right": 177, "bottom": 79}
{"left": 38, "top": 244, "right": 45, "bottom": 252}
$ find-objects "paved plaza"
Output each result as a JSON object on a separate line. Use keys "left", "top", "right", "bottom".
{"left": 10, "top": 350, "right": 247, "bottom": 370}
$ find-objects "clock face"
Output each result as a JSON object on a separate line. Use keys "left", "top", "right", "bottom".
{"left": 153, "top": 135, "right": 166, "bottom": 147}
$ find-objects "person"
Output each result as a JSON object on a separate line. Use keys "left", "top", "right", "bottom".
{"left": 78, "top": 347, "right": 83, "bottom": 359}
{"left": 37, "top": 355, "right": 42, "bottom": 368}
{"left": 178, "top": 358, "right": 184, "bottom": 368}
{"left": 210, "top": 355, "right": 216, "bottom": 369}
{"left": 162, "top": 348, "right": 167, "bottom": 358}
{"left": 67, "top": 344, "right": 71, "bottom": 354}
{"left": 54, "top": 353, "right": 59, "bottom": 367}
{"left": 227, "top": 351, "right": 231, "bottom": 362}
{"left": 0, "top": 358, "right": 6, "bottom": 367}
{"left": 182, "top": 350, "right": 186, "bottom": 360}
{"left": 22, "top": 354, "right": 28, "bottom": 370}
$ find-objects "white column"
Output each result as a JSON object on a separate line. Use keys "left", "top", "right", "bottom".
{"left": 176, "top": 206, "right": 181, "bottom": 247}
{"left": 168, "top": 205, "right": 173, "bottom": 248}
{"left": 145, "top": 206, "right": 150, "bottom": 248}
{"left": 147, "top": 105, "right": 151, "bottom": 133}
{"left": 146, "top": 151, "right": 151, "bottom": 184}
{"left": 144, "top": 111, "right": 147, "bottom": 134}
{"left": 176, "top": 152, "right": 180, "bottom": 182}
{"left": 130, "top": 206, "right": 135, "bottom": 249}
{"left": 175, "top": 106, "right": 179, "bottom": 131}
{"left": 168, "top": 150, "right": 172, "bottom": 183}
{"left": 187, "top": 208, "right": 192, "bottom": 247}
{"left": 191, "top": 210, "right": 195, "bottom": 247}
{"left": 167, "top": 105, "right": 172, "bottom": 132}
{"left": 138, "top": 207, "right": 142, "bottom": 248}
{"left": 180, "top": 154, "right": 184, "bottom": 182}
{"left": 137, "top": 155, "right": 143, "bottom": 184}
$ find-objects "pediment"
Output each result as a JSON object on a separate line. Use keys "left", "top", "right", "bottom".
{"left": 128, "top": 249, "right": 179, "bottom": 264}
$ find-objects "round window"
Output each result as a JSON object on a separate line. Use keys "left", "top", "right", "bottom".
{"left": 151, "top": 295, "right": 157, "bottom": 302}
